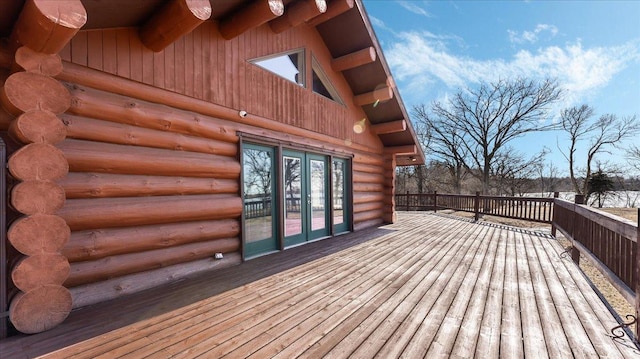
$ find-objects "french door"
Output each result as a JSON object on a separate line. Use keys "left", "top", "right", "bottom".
{"left": 242, "top": 144, "right": 278, "bottom": 258}
{"left": 242, "top": 142, "right": 349, "bottom": 258}
{"left": 283, "top": 150, "right": 330, "bottom": 247}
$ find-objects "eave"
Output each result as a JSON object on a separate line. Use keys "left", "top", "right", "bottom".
{"left": 0, "top": 0, "right": 425, "bottom": 166}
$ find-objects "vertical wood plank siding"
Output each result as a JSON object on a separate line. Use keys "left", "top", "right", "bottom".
{"left": 60, "top": 24, "right": 374, "bottom": 147}
{"left": 51, "top": 21, "right": 386, "bottom": 306}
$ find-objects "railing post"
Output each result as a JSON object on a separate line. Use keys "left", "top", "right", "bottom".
{"left": 551, "top": 191, "right": 559, "bottom": 237}
{"left": 474, "top": 191, "right": 480, "bottom": 222}
{"left": 433, "top": 191, "right": 437, "bottom": 213}
{"left": 406, "top": 191, "right": 409, "bottom": 211}
{"left": 636, "top": 208, "right": 639, "bottom": 340}
{"left": 571, "top": 194, "right": 585, "bottom": 265}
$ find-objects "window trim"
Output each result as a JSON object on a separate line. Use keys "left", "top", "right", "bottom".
{"left": 249, "top": 48, "right": 306, "bottom": 87}
{"left": 311, "top": 55, "right": 344, "bottom": 105}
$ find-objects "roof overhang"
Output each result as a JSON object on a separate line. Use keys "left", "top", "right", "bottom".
{"left": 0, "top": 0, "right": 425, "bottom": 165}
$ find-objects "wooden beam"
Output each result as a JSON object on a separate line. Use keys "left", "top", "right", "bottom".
{"left": 57, "top": 194, "right": 242, "bottom": 231}
{"left": 331, "top": 47, "right": 376, "bottom": 72}
{"left": 269, "top": 0, "right": 326, "bottom": 34}
{"left": 353, "top": 87, "right": 394, "bottom": 106}
{"left": 10, "top": 0, "right": 87, "bottom": 54}
{"left": 371, "top": 119, "right": 406, "bottom": 135}
{"left": 139, "top": 0, "right": 212, "bottom": 52}
{"left": 306, "top": 0, "right": 354, "bottom": 26}
{"left": 63, "top": 219, "right": 239, "bottom": 262}
{"left": 383, "top": 145, "right": 416, "bottom": 155}
{"left": 218, "top": 0, "right": 285, "bottom": 40}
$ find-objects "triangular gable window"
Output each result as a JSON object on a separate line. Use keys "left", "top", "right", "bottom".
{"left": 250, "top": 49, "right": 305, "bottom": 86}
{"left": 312, "top": 56, "right": 343, "bottom": 104}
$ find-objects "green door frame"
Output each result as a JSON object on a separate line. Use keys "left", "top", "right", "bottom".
{"left": 331, "top": 157, "right": 350, "bottom": 234}
{"left": 242, "top": 143, "right": 278, "bottom": 258}
{"left": 282, "top": 150, "right": 330, "bottom": 247}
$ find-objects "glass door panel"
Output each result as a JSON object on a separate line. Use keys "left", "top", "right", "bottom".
{"left": 310, "top": 159, "right": 326, "bottom": 231}
{"left": 332, "top": 158, "right": 349, "bottom": 233}
{"left": 283, "top": 152, "right": 305, "bottom": 246}
{"left": 243, "top": 144, "right": 277, "bottom": 257}
{"left": 307, "top": 154, "right": 329, "bottom": 239}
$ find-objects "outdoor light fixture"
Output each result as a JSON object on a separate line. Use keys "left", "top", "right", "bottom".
{"left": 239, "top": 110, "right": 248, "bottom": 118}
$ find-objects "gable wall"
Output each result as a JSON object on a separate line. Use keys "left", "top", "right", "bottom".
{"left": 1, "top": 20, "right": 389, "bottom": 317}
{"left": 59, "top": 22, "right": 381, "bottom": 150}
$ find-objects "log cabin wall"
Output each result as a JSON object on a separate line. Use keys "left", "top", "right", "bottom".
{"left": 39, "top": 21, "right": 389, "bottom": 310}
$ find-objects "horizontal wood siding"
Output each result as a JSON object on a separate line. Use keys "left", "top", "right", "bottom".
{"left": 59, "top": 23, "right": 377, "bottom": 149}
{"left": 56, "top": 86, "right": 242, "bottom": 306}
{"left": 50, "top": 22, "right": 389, "bottom": 307}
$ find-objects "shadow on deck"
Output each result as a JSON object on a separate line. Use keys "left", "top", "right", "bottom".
{"left": 1, "top": 212, "right": 638, "bottom": 358}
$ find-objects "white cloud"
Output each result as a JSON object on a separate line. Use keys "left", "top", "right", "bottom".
{"left": 397, "top": 1, "right": 432, "bottom": 17}
{"left": 508, "top": 24, "right": 559, "bottom": 44}
{"left": 385, "top": 31, "right": 640, "bottom": 108}
{"left": 369, "top": 15, "right": 388, "bottom": 31}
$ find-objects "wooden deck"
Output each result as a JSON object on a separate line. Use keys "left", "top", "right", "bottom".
{"left": 2, "top": 212, "right": 638, "bottom": 358}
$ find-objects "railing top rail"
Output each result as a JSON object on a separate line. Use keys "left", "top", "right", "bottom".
{"left": 401, "top": 192, "right": 554, "bottom": 201}
{"left": 554, "top": 198, "right": 637, "bottom": 243}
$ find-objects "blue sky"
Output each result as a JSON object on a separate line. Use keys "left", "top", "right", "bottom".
{"left": 362, "top": 0, "right": 640, "bottom": 176}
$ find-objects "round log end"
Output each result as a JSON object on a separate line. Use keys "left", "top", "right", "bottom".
{"left": 9, "top": 285, "right": 73, "bottom": 334}
{"left": 188, "top": 0, "right": 213, "bottom": 20}
{"left": 14, "top": 46, "right": 64, "bottom": 76}
{"left": 315, "top": 0, "right": 328, "bottom": 13}
{"left": 1, "top": 72, "right": 72, "bottom": 115}
{"left": 8, "top": 143, "right": 69, "bottom": 181}
{"left": 10, "top": 109, "right": 67, "bottom": 144}
{"left": 33, "top": 0, "right": 88, "bottom": 29}
{"left": 8, "top": 214, "right": 71, "bottom": 255}
{"left": 269, "top": 0, "right": 285, "bottom": 16}
{"left": 11, "top": 180, "right": 66, "bottom": 215}
{"left": 12, "top": 254, "right": 71, "bottom": 291}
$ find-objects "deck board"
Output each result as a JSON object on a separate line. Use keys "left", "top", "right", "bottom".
{"left": 1, "top": 213, "right": 638, "bottom": 359}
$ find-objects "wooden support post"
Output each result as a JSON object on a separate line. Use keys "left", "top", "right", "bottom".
{"left": 551, "top": 191, "right": 559, "bottom": 237}
{"left": 371, "top": 119, "right": 406, "bottom": 135}
{"left": 331, "top": 47, "right": 376, "bottom": 72}
{"left": 405, "top": 191, "right": 409, "bottom": 211}
{"left": 139, "top": 0, "right": 211, "bottom": 52}
{"left": 636, "top": 208, "right": 639, "bottom": 340}
{"left": 474, "top": 191, "right": 480, "bottom": 222}
{"left": 433, "top": 191, "right": 437, "bottom": 213}
{"left": 218, "top": 0, "right": 285, "bottom": 40}
{"left": 571, "top": 194, "right": 585, "bottom": 265}
{"left": 269, "top": 0, "right": 326, "bottom": 34}
{"left": 353, "top": 87, "right": 393, "bottom": 106}
{"left": 10, "top": 0, "right": 87, "bottom": 54}
{"left": 306, "top": 0, "right": 354, "bottom": 26}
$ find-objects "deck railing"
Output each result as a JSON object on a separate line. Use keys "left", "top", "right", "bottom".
{"left": 396, "top": 191, "right": 640, "bottom": 339}
{"left": 552, "top": 196, "right": 639, "bottom": 339}
{"left": 395, "top": 192, "right": 554, "bottom": 223}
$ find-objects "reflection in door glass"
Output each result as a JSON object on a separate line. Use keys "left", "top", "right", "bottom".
{"left": 310, "top": 159, "right": 326, "bottom": 231}
{"left": 332, "top": 160, "right": 344, "bottom": 225}
{"left": 243, "top": 148, "right": 273, "bottom": 243}
{"left": 284, "top": 156, "right": 302, "bottom": 236}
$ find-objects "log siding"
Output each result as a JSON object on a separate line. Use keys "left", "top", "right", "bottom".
{"left": 44, "top": 21, "right": 387, "bottom": 310}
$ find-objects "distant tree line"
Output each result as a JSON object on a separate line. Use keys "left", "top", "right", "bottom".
{"left": 400, "top": 77, "right": 640, "bottom": 206}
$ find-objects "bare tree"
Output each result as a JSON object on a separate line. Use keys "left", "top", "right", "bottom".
{"left": 628, "top": 145, "right": 640, "bottom": 173}
{"left": 559, "top": 104, "right": 639, "bottom": 199}
{"left": 491, "top": 147, "right": 547, "bottom": 196}
{"left": 537, "top": 161, "right": 560, "bottom": 197}
{"left": 412, "top": 104, "right": 469, "bottom": 193}
{"left": 427, "top": 78, "right": 562, "bottom": 193}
